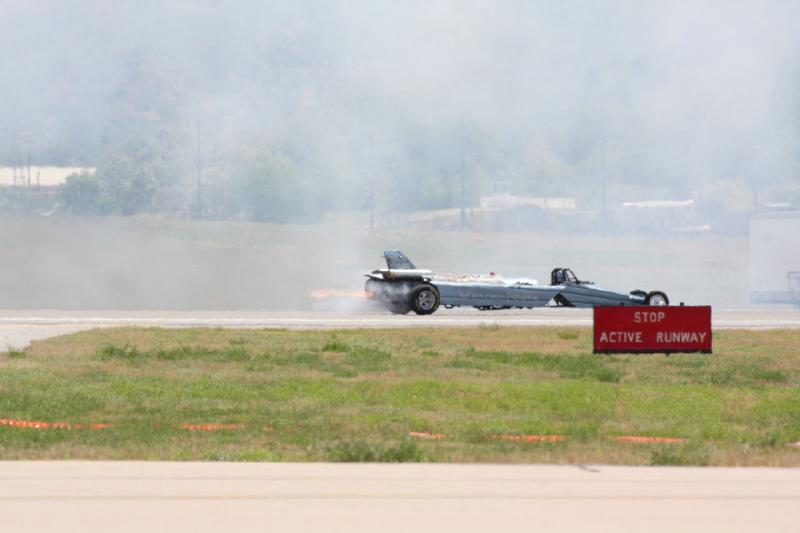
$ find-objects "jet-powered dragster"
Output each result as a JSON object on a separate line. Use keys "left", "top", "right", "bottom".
{"left": 365, "top": 250, "right": 669, "bottom": 315}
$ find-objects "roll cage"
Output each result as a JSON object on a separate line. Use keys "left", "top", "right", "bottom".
{"left": 550, "top": 268, "right": 592, "bottom": 286}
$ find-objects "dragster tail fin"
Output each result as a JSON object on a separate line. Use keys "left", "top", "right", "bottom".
{"left": 384, "top": 250, "right": 416, "bottom": 270}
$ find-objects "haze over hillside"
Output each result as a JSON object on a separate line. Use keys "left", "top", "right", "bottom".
{"left": 0, "top": 1, "right": 798, "bottom": 310}
{"left": 2, "top": 0, "right": 798, "bottom": 222}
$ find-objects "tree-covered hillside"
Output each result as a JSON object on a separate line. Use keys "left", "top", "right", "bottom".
{"left": 2, "top": 0, "right": 799, "bottom": 221}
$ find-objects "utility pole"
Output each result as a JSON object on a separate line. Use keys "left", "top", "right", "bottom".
{"left": 9, "top": 131, "right": 32, "bottom": 187}
{"left": 9, "top": 134, "right": 16, "bottom": 187}
{"left": 368, "top": 131, "right": 375, "bottom": 229}
{"left": 9, "top": 133, "right": 18, "bottom": 187}
{"left": 194, "top": 120, "right": 204, "bottom": 218}
{"left": 751, "top": 145, "right": 760, "bottom": 212}
{"left": 459, "top": 118, "right": 467, "bottom": 229}
{"left": 601, "top": 136, "right": 607, "bottom": 238}
{"left": 26, "top": 132, "right": 31, "bottom": 187}
{"left": 365, "top": 128, "right": 403, "bottom": 228}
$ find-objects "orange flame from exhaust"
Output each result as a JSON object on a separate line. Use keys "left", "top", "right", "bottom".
{"left": 311, "top": 289, "right": 368, "bottom": 300}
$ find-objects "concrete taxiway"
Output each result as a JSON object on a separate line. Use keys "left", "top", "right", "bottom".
{"left": 1, "top": 308, "right": 798, "bottom": 348}
{"left": 0, "top": 461, "right": 797, "bottom": 533}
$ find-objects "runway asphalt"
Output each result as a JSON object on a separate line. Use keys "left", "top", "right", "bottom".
{"left": 0, "top": 308, "right": 798, "bottom": 348}
{"left": 0, "top": 461, "right": 797, "bottom": 533}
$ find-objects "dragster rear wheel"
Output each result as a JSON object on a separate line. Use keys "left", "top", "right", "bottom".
{"left": 646, "top": 291, "right": 669, "bottom": 306}
{"left": 386, "top": 302, "right": 411, "bottom": 315}
{"left": 411, "top": 284, "right": 440, "bottom": 315}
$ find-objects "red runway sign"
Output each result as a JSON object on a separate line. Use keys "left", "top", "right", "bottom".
{"left": 593, "top": 306, "right": 712, "bottom": 354}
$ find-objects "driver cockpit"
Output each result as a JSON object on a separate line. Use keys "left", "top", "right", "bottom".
{"left": 551, "top": 268, "right": 579, "bottom": 285}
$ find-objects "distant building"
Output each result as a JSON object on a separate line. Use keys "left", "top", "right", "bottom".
{"left": 479, "top": 194, "right": 577, "bottom": 211}
{"left": 620, "top": 199, "right": 694, "bottom": 209}
{"left": 473, "top": 194, "right": 578, "bottom": 231}
{"left": 750, "top": 213, "right": 800, "bottom": 307}
{"left": 381, "top": 194, "right": 578, "bottom": 231}
{"left": 613, "top": 198, "right": 707, "bottom": 234}
{"left": 0, "top": 166, "right": 95, "bottom": 187}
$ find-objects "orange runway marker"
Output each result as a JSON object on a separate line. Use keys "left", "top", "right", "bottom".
{"left": 492, "top": 434, "right": 567, "bottom": 443}
{"left": 0, "top": 418, "right": 111, "bottom": 430}
{"left": 408, "top": 431, "right": 446, "bottom": 440}
{"left": 83, "top": 423, "right": 113, "bottom": 430}
{"left": 614, "top": 435, "right": 685, "bottom": 444}
{"left": 179, "top": 423, "right": 246, "bottom": 431}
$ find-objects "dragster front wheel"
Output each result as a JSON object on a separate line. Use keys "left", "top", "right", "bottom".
{"left": 646, "top": 291, "right": 669, "bottom": 306}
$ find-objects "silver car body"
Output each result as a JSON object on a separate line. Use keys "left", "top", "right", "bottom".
{"left": 433, "top": 280, "right": 644, "bottom": 308}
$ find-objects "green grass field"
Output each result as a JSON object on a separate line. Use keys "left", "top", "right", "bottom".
{"left": 1, "top": 327, "right": 799, "bottom": 465}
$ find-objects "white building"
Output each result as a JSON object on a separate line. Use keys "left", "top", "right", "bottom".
{"left": 0, "top": 166, "right": 95, "bottom": 187}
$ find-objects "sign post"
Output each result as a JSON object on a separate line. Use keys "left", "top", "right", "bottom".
{"left": 593, "top": 306, "right": 712, "bottom": 354}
